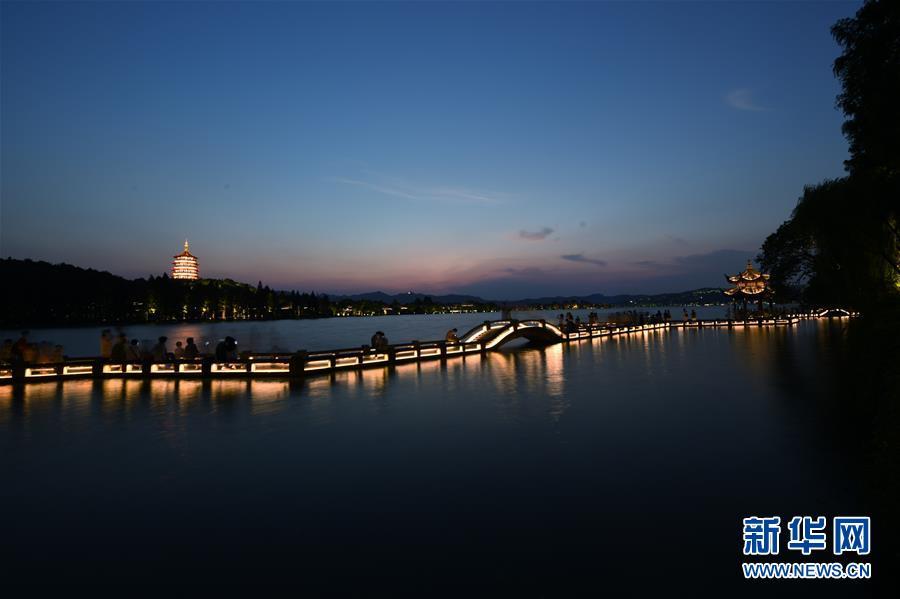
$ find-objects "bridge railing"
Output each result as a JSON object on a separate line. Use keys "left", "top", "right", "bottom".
{"left": 0, "top": 312, "right": 841, "bottom": 384}
{"left": 0, "top": 335, "right": 489, "bottom": 384}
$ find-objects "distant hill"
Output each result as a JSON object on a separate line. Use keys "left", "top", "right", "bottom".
{"left": 332, "top": 291, "right": 487, "bottom": 305}
{"left": 1, "top": 258, "right": 727, "bottom": 327}
{"left": 331, "top": 288, "right": 727, "bottom": 306}
{"left": 511, "top": 288, "right": 727, "bottom": 307}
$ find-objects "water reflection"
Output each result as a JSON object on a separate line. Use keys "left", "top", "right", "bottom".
{"left": 1, "top": 323, "right": 836, "bottom": 432}
{"left": 0, "top": 345, "right": 581, "bottom": 430}
{"left": 0, "top": 378, "right": 294, "bottom": 437}
{"left": 0, "top": 306, "right": 730, "bottom": 356}
{"left": 2, "top": 321, "right": 881, "bottom": 594}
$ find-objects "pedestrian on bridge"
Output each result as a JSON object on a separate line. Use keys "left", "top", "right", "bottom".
{"left": 183, "top": 337, "right": 200, "bottom": 360}
{"left": 111, "top": 333, "right": 128, "bottom": 362}
{"left": 100, "top": 330, "right": 113, "bottom": 359}
{"left": 371, "top": 331, "right": 389, "bottom": 351}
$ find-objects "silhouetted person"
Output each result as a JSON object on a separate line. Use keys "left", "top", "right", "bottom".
{"left": 22, "top": 343, "right": 37, "bottom": 363}
{"left": 370, "top": 331, "right": 389, "bottom": 351}
{"left": 690, "top": 309, "right": 697, "bottom": 321}
{"left": 100, "top": 329, "right": 113, "bottom": 359}
{"left": 37, "top": 341, "right": 53, "bottom": 364}
{"left": 127, "top": 339, "right": 142, "bottom": 361}
{"left": 12, "top": 331, "right": 29, "bottom": 360}
{"left": 0, "top": 339, "right": 12, "bottom": 362}
{"left": 215, "top": 336, "right": 238, "bottom": 361}
{"left": 173, "top": 341, "right": 184, "bottom": 359}
{"left": 445, "top": 328, "right": 459, "bottom": 343}
{"left": 183, "top": 337, "right": 199, "bottom": 360}
{"left": 110, "top": 333, "right": 128, "bottom": 362}
{"left": 151, "top": 336, "right": 168, "bottom": 361}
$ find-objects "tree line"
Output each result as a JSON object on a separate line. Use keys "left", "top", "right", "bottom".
{"left": 0, "top": 258, "right": 496, "bottom": 327}
{"left": 758, "top": 0, "right": 899, "bottom": 313}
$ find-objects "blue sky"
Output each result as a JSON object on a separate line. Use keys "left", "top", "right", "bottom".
{"left": 1, "top": 1, "right": 858, "bottom": 298}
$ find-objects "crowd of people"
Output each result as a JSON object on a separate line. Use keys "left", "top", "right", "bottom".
{"left": 0, "top": 332, "right": 64, "bottom": 364}
{"left": 103, "top": 330, "right": 244, "bottom": 363}
{"left": 4, "top": 309, "right": 719, "bottom": 366}
{"left": 0, "top": 329, "right": 246, "bottom": 365}
{"left": 101, "top": 330, "right": 210, "bottom": 363}
{"left": 556, "top": 309, "right": 698, "bottom": 332}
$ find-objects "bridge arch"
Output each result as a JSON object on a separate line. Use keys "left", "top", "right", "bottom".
{"left": 817, "top": 308, "right": 852, "bottom": 317}
{"left": 461, "top": 320, "right": 565, "bottom": 349}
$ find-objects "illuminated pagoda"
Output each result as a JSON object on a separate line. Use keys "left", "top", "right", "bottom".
{"left": 724, "top": 260, "right": 772, "bottom": 311}
{"left": 171, "top": 240, "right": 200, "bottom": 280}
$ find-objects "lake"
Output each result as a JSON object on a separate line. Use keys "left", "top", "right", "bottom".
{"left": 0, "top": 315, "right": 881, "bottom": 595}
{"left": 0, "top": 306, "right": 729, "bottom": 357}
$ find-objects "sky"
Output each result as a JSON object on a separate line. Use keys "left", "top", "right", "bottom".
{"left": 1, "top": 0, "right": 859, "bottom": 299}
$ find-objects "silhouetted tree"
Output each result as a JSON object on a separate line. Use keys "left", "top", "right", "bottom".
{"left": 760, "top": 0, "right": 900, "bottom": 309}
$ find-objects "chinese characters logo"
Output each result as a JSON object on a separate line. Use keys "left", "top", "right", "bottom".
{"left": 743, "top": 515, "right": 869, "bottom": 556}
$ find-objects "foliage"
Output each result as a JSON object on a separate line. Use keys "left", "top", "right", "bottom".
{"left": 0, "top": 259, "right": 497, "bottom": 327}
{"left": 759, "top": 176, "right": 899, "bottom": 307}
{"left": 832, "top": 0, "right": 900, "bottom": 176}
{"left": 0, "top": 259, "right": 330, "bottom": 326}
{"left": 759, "top": 0, "right": 900, "bottom": 310}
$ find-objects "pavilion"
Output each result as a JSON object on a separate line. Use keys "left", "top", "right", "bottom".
{"left": 724, "top": 260, "right": 772, "bottom": 312}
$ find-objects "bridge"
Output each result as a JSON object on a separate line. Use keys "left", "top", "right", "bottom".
{"left": 0, "top": 311, "right": 855, "bottom": 385}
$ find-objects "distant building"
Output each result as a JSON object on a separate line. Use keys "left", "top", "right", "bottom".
{"left": 172, "top": 240, "right": 200, "bottom": 280}
{"left": 724, "top": 260, "right": 772, "bottom": 309}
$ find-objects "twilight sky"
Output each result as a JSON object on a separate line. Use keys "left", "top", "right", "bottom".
{"left": 1, "top": 1, "right": 858, "bottom": 298}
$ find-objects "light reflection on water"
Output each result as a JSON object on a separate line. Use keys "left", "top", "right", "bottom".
{"left": 0, "top": 320, "right": 873, "bottom": 594}
{"left": 0, "top": 306, "right": 729, "bottom": 356}
{"left": 0, "top": 323, "right": 836, "bottom": 434}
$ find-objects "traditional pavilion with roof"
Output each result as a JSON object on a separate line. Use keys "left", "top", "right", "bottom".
{"left": 172, "top": 240, "right": 200, "bottom": 280}
{"left": 724, "top": 260, "right": 772, "bottom": 311}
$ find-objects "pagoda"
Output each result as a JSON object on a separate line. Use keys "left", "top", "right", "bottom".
{"left": 724, "top": 260, "right": 772, "bottom": 311}
{"left": 172, "top": 240, "right": 200, "bottom": 280}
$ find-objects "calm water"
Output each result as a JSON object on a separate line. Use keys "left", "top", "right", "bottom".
{"left": 0, "top": 318, "right": 881, "bottom": 594}
{"left": 0, "top": 306, "right": 728, "bottom": 356}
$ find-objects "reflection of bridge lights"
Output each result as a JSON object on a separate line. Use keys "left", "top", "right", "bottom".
{"left": 412, "top": 359, "right": 442, "bottom": 381}
{"left": 174, "top": 380, "right": 204, "bottom": 408}
{"left": 0, "top": 314, "right": 839, "bottom": 390}
{"left": 543, "top": 344, "right": 566, "bottom": 402}
{"left": 150, "top": 379, "right": 178, "bottom": 408}
{"left": 248, "top": 381, "right": 290, "bottom": 416}
{"left": 357, "top": 366, "right": 390, "bottom": 396}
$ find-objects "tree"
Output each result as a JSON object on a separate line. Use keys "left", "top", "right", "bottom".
{"left": 760, "top": 177, "right": 897, "bottom": 307}
{"left": 759, "top": 0, "right": 900, "bottom": 309}
{"left": 832, "top": 0, "right": 900, "bottom": 177}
